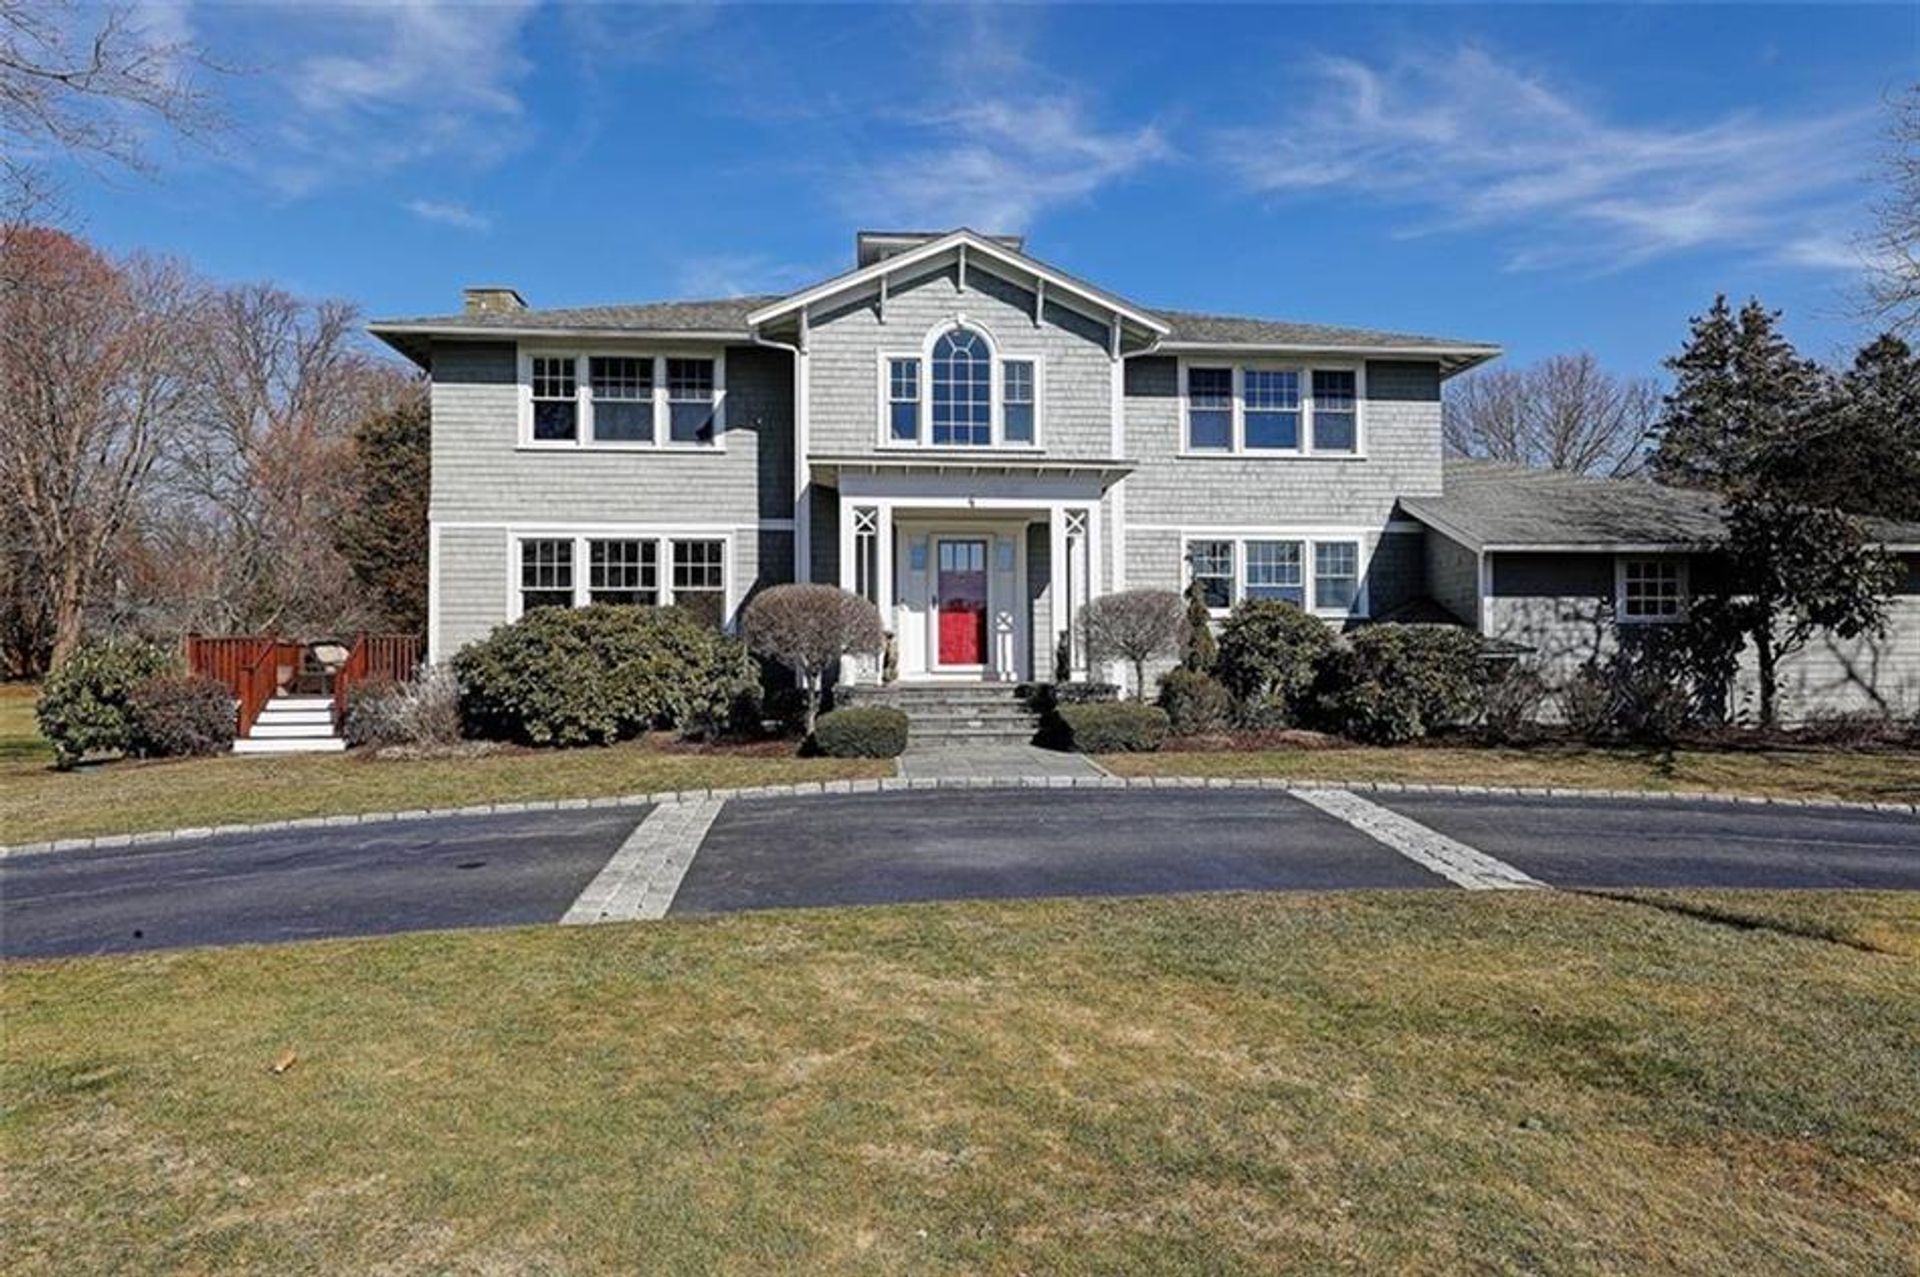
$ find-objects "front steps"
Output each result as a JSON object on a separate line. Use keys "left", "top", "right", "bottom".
{"left": 233, "top": 695, "right": 346, "bottom": 754}
{"left": 839, "top": 683, "right": 1041, "bottom": 747}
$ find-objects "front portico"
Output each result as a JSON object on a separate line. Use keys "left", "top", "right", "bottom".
{"left": 815, "top": 457, "right": 1129, "bottom": 683}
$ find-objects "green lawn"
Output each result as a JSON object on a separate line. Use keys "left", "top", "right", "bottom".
{"left": 5, "top": 890, "right": 1917, "bottom": 1273}
{"left": 1104, "top": 741, "right": 1920, "bottom": 805}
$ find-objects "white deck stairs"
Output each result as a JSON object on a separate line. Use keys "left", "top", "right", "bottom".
{"left": 232, "top": 695, "right": 346, "bottom": 754}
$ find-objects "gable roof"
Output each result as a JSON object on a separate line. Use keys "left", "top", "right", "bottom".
{"left": 1404, "top": 459, "right": 1920, "bottom": 552}
{"left": 745, "top": 227, "right": 1171, "bottom": 338}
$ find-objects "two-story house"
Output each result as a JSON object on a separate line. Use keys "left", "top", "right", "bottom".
{"left": 370, "top": 228, "right": 1920, "bottom": 720}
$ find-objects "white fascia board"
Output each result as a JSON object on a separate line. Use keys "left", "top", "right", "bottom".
{"left": 366, "top": 323, "right": 746, "bottom": 343}
{"left": 746, "top": 230, "right": 1171, "bottom": 336}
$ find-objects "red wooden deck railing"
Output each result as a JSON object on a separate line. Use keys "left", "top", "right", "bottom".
{"left": 186, "top": 632, "right": 422, "bottom": 739}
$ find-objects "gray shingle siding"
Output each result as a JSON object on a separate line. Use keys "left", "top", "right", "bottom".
{"left": 428, "top": 339, "right": 791, "bottom": 524}
{"left": 436, "top": 526, "right": 509, "bottom": 655}
{"left": 1424, "top": 529, "right": 1480, "bottom": 626}
{"left": 806, "top": 263, "right": 1116, "bottom": 459}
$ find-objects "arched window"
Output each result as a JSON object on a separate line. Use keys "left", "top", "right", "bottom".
{"left": 930, "top": 327, "right": 992, "bottom": 446}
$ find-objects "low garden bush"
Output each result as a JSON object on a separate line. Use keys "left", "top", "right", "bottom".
{"left": 1215, "top": 601, "right": 1334, "bottom": 725}
{"left": 1156, "top": 668, "right": 1231, "bottom": 736}
{"left": 1478, "top": 665, "right": 1549, "bottom": 744}
{"left": 36, "top": 637, "right": 179, "bottom": 767}
{"left": 1052, "top": 702, "right": 1169, "bottom": 753}
{"left": 126, "top": 674, "right": 236, "bottom": 758}
{"left": 343, "top": 665, "right": 461, "bottom": 749}
{"left": 1314, "top": 625, "right": 1485, "bottom": 745}
{"left": 811, "top": 705, "right": 909, "bottom": 758}
{"left": 453, "top": 605, "right": 756, "bottom": 747}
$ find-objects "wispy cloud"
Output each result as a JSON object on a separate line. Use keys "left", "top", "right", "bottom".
{"left": 837, "top": 12, "right": 1169, "bottom": 231}
{"left": 1218, "top": 46, "right": 1876, "bottom": 272}
{"left": 405, "top": 198, "right": 489, "bottom": 232}
{"left": 236, "top": 0, "right": 539, "bottom": 195}
{"left": 673, "top": 253, "right": 821, "bottom": 299}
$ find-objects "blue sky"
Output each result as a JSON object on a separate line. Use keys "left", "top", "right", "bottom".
{"left": 58, "top": 2, "right": 1918, "bottom": 376}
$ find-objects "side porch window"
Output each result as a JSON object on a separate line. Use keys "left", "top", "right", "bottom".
{"left": 1617, "top": 558, "right": 1687, "bottom": 622}
{"left": 516, "top": 534, "right": 728, "bottom": 623}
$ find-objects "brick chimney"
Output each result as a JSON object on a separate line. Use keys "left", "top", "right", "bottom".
{"left": 463, "top": 286, "right": 527, "bottom": 315}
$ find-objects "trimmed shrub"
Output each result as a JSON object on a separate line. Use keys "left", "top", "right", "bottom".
{"left": 344, "top": 665, "right": 461, "bottom": 749}
{"left": 453, "top": 605, "right": 755, "bottom": 747}
{"left": 1156, "top": 668, "right": 1231, "bottom": 736}
{"left": 741, "top": 584, "right": 885, "bottom": 735}
{"left": 127, "top": 675, "right": 236, "bottom": 758}
{"left": 1179, "top": 582, "right": 1217, "bottom": 673}
{"left": 36, "top": 637, "right": 178, "bottom": 767}
{"left": 1215, "top": 601, "right": 1335, "bottom": 724}
{"left": 1053, "top": 702, "right": 1169, "bottom": 753}
{"left": 1080, "top": 588, "right": 1186, "bottom": 701}
{"left": 812, "top": 705, "right": 908, "bottom": 758}
{"left": 1315, "top": 625, "right": 1484, "bottom": 745}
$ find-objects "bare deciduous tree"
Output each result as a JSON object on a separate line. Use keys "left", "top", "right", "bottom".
{"left": 1444, "top": 353, "right": 1659, "bottom": 478}
{"left": 1862, "top": 83, "right": 1920, "bottom": 337}
{"left": 741, "top": 584, "right": 886, "bottom": 734}
{"left": 1080, "top": 588, "right": 1186, "bottom": 701}
{"left": 0, "top": 224, "right": 207, "bottom": 665}
{"left": 2, "top": 0, "right": 220, "bottom": 203}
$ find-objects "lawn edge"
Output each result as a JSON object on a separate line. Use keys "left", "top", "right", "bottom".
{"left": 4, "top": 775, "right": 1913, "bottom": 859}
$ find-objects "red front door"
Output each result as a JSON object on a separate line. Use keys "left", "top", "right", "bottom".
{"left": 936, "top": 538, "right": 989, "bottom": 666}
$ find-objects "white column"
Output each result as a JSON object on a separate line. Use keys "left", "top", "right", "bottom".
{"left": 876, "top": 502, "right": 896, "bottom": 626}
{"left": 1048, "top": 504, "right": 1068, "bottom": 680}
{"left": 836, "top": 491, "right": 856, "bottom": 592}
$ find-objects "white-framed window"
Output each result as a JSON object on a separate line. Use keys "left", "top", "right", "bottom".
{"left": 588, "top": 538, "right": 657, "bottom": 605}
{"left": 1188, "top": 539, "right": 1236, "bottom": 609}
{"left": 874, "top": 321, "right": 1042, "bottom": 449}
{"left": 519, "top": 538, "right": 574, "bottom": 611}
{"left": 511, "top": 532, "right": 731, "bottom": 624}
{"left": 530, "top": 357, "right": 578, "bottom": 442}
{"left": 1003, "top": 359, "right": 1035, "bottom": 444}
{"left": 886, "top": 358, "right": 919, "bottom": 443}
{"left": 1179, "top": 360, "right": 1366, "bottom": 456}
{"left": 1183, "top": 533, "right": 1369, "bottom": 617}
{"left": 519, "top": 351, "right": 726, "bottom": 450}
{"left": 588, "top": 357, "right": 653, "bottom": 444}
{"left": 1617, "top": 557, "right": 1688, "bottom": 623}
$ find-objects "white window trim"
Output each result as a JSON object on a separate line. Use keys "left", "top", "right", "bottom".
{"left": 871, "top": 317, "right": 1045, "bottom": 452}
{"left": 507, "top": 529, "right": 735, "bottom": 626}
{"left": 1177, "top": 358, "right": 1367, "bottom": 458}
{"left": 516, "top": 347, "right": 728, "bottom": 452}
{"left": 1615, "top": 556, "right": 1690, "bottom": 624}
{"left": 1179, "top": 531, "right": 1371, "bottom": 620}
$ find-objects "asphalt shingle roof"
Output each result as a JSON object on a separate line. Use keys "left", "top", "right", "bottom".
{"left": 1404, "top": 459, "right": 1920, "bottom": 551}
{"left": 1151, "top": 308, "right": 1494, "bottom": 353}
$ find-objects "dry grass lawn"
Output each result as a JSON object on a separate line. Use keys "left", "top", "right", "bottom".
{"left": 4, "top": 890, "right": 1917, "bottom": 1274}
{"left": 0, "top": 683, "right": 888, "bottom": 844}
{"left": 1104, "top": 741, "right": 1920, "bottom": 805}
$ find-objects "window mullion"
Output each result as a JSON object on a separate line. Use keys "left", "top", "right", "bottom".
{"left": 1232, "top": 367, "right": 1244, "bottom": 454}
{"left": 653, "top": 356, "right": 667, "bottom": 445}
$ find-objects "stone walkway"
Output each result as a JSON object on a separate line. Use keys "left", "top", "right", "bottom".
{"left": 895, "top": 743, "right": 1106, "bottom": 781}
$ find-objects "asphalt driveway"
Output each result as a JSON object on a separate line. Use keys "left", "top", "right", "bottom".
{"left": 0, "top": 809, "right": 642, "bottom": 960}
{"left": 4, "top": 788, "right": 1918, "bottom": 959}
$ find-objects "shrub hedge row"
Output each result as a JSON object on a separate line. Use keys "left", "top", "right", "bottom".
{"left": 812, "top": 705, "right": 909, "bottom": 757}
{"left": 1051, "top": 702, "right": 1169, "bottom": 753}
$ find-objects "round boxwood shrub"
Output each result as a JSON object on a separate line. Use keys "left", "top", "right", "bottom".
{"left": 1215, "top": 601, "right": 1334, "bottom": 724}
{"left": 453, "top": 605, "right": 756, "bottom": 747}
{"left": 127, "top": 675, "right": 237, "bottom": 758}
{"left": 1156, "top": 668, "right": 1231, "bottom": 736}
{"left": 36, "top": 637, "right": 178, "bottom": 767}
{"left": 811, "top": 705, "right": 908, "bottom": 758}
{"left": 1053, "top": 702, "right": 1169, "bottom": 753}
{"left": 1314, "top": 625, "right": 1485, "bottom": 744}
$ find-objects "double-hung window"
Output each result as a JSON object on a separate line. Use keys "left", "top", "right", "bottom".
{"left": 1189, "top": 540, "right": 1236, "bottom": 609}
{"left": 1245, "top": 540, "right": 1305, "bottom": 605}
{"left": 589, "top": 539, "right": 657, "bottom": 606}
{"left": 1002, "top": 359, "right": 1035, "bottom": 444}
{"left": 1186, "top": 367, "right": 1234, "bottom": 451}
{"left": 519, "top": 538, "right": 574, "bottom": 610}
{"left": 887, "top": 358, "right": 919, "bottom": 442}
{"left": 531, "top": 357, "right": 578, "bottom": 442}
{"left": 588, "top": 357, "right": 653, "bottom": 443}
{"left": 930, "top": 328, "right": 993, "bottom": 446}
{"left": 671, "top": 539, "right": 726, "bottom": 628}
{"left": 667, "top": 358, "right": 717, "bottom": 444}
{"left": 1618, "top": 558, "right": 1687, "bottom": 622}
{"left": 1244, "top": 370, "right": 1301, "bottom": 451}
{"left": 1188, "top": 535, "right": 1366, "bottom": 616}
{"left": 1311, "top": 370, "right": 1358, "bottom": 452}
